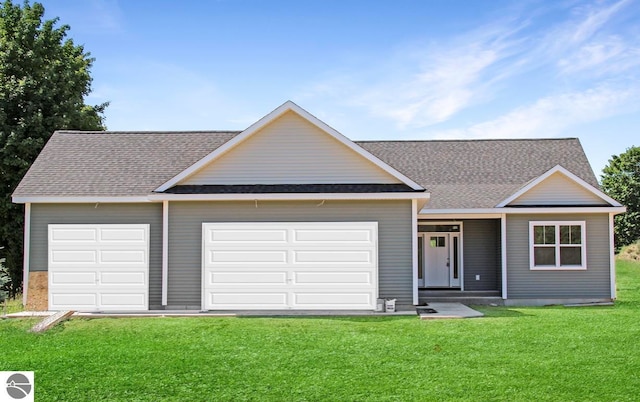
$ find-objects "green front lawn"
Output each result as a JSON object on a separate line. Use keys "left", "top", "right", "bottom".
{"left": 2, "top": 262, "right": 639, "bottom": 401}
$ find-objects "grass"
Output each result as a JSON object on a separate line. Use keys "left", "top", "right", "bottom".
{"left": 1, "top": 293, "right": 24, "bottom": 315}
{"left": 2, "top": 262, "right": 640, "bottom": 401}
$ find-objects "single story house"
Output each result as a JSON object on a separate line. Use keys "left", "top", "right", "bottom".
{"left": 12, "top": 101, "right": 625, "bottom": 311}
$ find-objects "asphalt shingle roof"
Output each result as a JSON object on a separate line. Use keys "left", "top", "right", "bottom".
{"left": 357, "top": 138, "right": 598, "bottom": 209}
{"left": 13, "top": 131, "right": 240, "bottom": 197}
{"left": 13, "top": 131, "right": 598, "bottom": 209}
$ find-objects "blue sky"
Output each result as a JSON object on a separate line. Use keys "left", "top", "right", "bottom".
{"left": 41, "top": 0, "right": 640, "bottom": 177}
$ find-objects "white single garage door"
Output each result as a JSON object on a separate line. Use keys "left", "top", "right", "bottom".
{"left": 48, "top": 224, "right": 149, "bottom": 311}
{"left": 202, "top": 222, "right": 378, "bottom": 310}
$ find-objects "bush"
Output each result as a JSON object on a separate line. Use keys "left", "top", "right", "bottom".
{"left": 0, "top": 257, "right": 7, "bottom": 303}
{"left": 618, "top": 241, "right": 640, "bottom": 262}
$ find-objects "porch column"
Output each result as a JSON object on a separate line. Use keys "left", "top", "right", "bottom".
{"left": 162, "top": 200, "right": 169, "bottom": 306}
{"left": 501, "top": 213, "right": 507, "bottom": 300}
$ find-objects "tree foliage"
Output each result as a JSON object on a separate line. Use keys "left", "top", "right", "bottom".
{"left": 601, "top": 145, "right": 640, "bottom": 249}
{"left": 0, "top": 0, "right": 106, "bottom": 296}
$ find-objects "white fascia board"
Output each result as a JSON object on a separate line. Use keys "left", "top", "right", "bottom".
{"left": 12, "top": 196, "right": 154, "bottom": 204}
{"left": 154, "top": 101, "right": 425, "bottom": 192}
{"left": 420, "top": 206, "right": 626, "bottom": 215}
{"left": 419, "top": 213, "right": 503, "bottom": 220}
{"left": 496, "top": 165, "right": 622, "bottom": 208}
{"left": 149, "top": 192, "right": 430, "bottom": 202}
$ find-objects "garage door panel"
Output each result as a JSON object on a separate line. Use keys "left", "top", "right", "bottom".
{"left": 100, "top": 272, "right": 146, "bottom": 285}
{"left": 210, "top": 292, "right": 288, "bottom": 307}
{"left": 210, "top": 229, "right": 288, "bottom": 243}
{"left": 210, "top": 271, "right": 288, "bottom": 285}
{"left": 294, "top": 271, "right": 372, "bottom": 285}
{"left": 50, "top": 228, "right": 98, "bottom": 242}
{"left": 49, "top": 224, "right": 149, "bottom": 311}
{"left": 51, "top": 293, "right": 97, "bottom": 308}
{"left": 51, "top": 271, "right": 97, "bottom": 285}
{"left": 294, "top": 250, "right": 373, "bottom": 264}
{"left": 99, "top": 250, "right": 147, "bottom": 264}
{"left": 203, "top": 222, "right": 377, "bottom": 310}
{"left": 100, "top": 293, "right": 146, "bottom": 310}
{"left": 294, "top": 229, "right": 372, "bottom": 243}
{"left": 293, "top": 292, "right": 372, "bottom": 307}
{"left": 209, "top": 250, "right": 288, "bottom": 264}
{"left": 100, "top": 228, "right": 147, "bottom": 242}
{"left": 50, "top": 250, "right": 97, "bottom": 264}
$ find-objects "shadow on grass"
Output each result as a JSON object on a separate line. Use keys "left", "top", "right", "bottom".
{"left": 236, "top": 315, "right": 414, "bottom": 322}
{"left": 470, "top": 306, "right": 530, "bottom": 318}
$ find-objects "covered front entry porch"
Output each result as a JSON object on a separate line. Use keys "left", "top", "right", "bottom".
{"left": 416, "top": 219, "right": 503, "bottom": 304}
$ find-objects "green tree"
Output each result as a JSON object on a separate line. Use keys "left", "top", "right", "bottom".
{"left": 0, "top": 0, "right": 107, "bottom": 296}
{"left": 601, "top": 146, "right": 640, "bottom": 249}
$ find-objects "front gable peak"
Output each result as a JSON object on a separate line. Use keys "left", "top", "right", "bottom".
{"left": 155, "top": 101, "right": 424, "bottom": 191}
{"left": 497, "top": 165, "right": 621, "bottom": 207}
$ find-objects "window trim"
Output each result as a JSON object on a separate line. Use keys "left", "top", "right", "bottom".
{"left": 529, "top": 221, "right": 587, "bottom": 270}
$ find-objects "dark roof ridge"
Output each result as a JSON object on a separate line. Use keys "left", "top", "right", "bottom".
{"left": 355, "top": 137, "right": 579, "bottom": 143}
{"left": 53, "top": 130, "right": 243, "bottom": 135}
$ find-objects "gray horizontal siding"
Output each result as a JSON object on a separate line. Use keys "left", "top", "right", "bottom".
{"left": 463, "top": 220, "right": 501, "bottom": 291}
{"left": 168, "top": 200, "right": 412, "bottom": 309}
{"left": 509, "top": 172, "right": 605, "bottom": 206}
{"left": 29, "top": 203, "right": 163, "bottom": 308}
{"left": 183, "top": 111, "right": 399, "bottom": 185}
{"left": 506, "top": 213, "right": 611, "bottom": 299}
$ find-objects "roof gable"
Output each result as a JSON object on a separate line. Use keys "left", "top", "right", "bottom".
{"left": 497, "top": 165, "right": 621, "bottom": 207}
{"left": 155, "top": 101, "right": 424, "bottom": 191}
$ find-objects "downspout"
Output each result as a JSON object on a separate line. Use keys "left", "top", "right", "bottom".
{"left": 412, "top": 199, "right": 418, "bottom": 305}
{"left": 22, "top": 203, "right": 31, "bottom": 306}
{"left": 162, "top": 200, "right": 169, "bottom": 306}
{"left": 501, "top": 213, "right": 508, "bottom": 300}
{"left": 609, "top": 212, "right": 616, "bottom": 300}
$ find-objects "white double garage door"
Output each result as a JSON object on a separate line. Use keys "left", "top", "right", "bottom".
{"left": 49, "top": 222, "right": 378, "bottom": 311}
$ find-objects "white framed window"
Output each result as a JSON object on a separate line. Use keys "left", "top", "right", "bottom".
{"left": 529, "top": 221, "right": 586, "bottom": 270}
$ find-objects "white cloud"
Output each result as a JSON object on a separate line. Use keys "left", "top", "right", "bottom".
{"left": 431, "top": 85, "right": 639, "bottom": 140}
{"left": 569, "top": 0, "right": 630, "bottom": 44}
{"left": 347, "top": 29, "right": 523, "bottom": 129}
{"left": 300, "top": 0, "right": 640, "bottom": 133}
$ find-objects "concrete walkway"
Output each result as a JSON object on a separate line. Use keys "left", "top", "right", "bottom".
{"left": 3, "top": 303, "right": 483, "bottom": 319}
{"left": 417, "top": 302, "right": 484, "bottom": 319}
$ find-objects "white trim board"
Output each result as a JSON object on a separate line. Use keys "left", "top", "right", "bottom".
{"left": 22, "top": 203, "right": 31, "bottom": 306}
{"left": 154, "top": 101, "right": 425, "bottom": 192}
{"left": 419, "top": 206, "right": 626, "bottom": 216}
{"left": 496, "top": 165, "right": 622, "bottom": 207}
{"left": 149, "top": 192, "right": 430, "bottom": 202}
{"left": 14, "top": 193, "right": 430, "bottom": 204}
{"left": 12, "top": 196, "right": 152, "bottom": 204}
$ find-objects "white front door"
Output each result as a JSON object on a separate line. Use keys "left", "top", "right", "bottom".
{"left": 424, "top": 233, "right": 450, "bottom": 287}
{"left": 421, "top": 232, "right": 462, "bottom": 288}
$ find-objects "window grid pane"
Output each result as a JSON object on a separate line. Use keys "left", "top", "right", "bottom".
{"left": 534, "top": 247, "right": 556, "bottom": 266}
{"left": 560, "top": 225, "right": 570, "bottom": 244}
{"left": 544, "top": 226, "right": 555, "bottom": 244}
{"left": 570, "top": 225, "right": 582, "bottom": 245}
{"left": 560, "top": 246, "right": 582, "bottom": 265}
